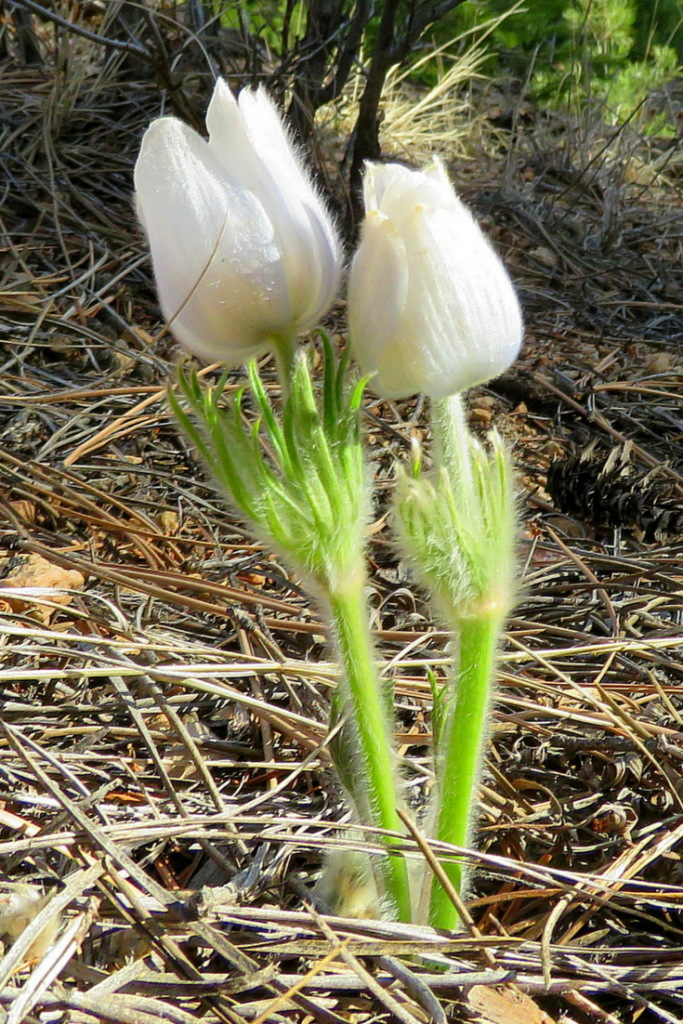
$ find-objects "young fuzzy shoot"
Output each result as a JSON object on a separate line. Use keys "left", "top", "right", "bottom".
{"left": 316, "top": 848, "right": 383, "bottom": 919}
{"left": 0, "top": 885, "right": 60, "bottom": 960}
{"left": 135, "top": 79, "right": 341, "bottom": 367}
{"left": 348, "top": 160, "right": 523, "bottom": 399}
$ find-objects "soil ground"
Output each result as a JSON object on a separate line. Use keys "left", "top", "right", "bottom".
{"left": 1, "top": 7, "right": 683, "bottom": 1023}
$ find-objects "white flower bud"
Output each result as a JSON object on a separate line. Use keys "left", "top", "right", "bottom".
{"left": 134, "top": 79, "right": 342, "bottom": 364}
{"left": 348, "top": 160, "right": 523, "bottom": 398}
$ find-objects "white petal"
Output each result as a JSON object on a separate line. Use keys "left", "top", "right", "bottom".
{"left": 136, "top": 79, "right": 342, "bottom": 363}
{"left": 206, "top": 82, "right": 313, "bottom": 311}
{"left": 206, "top": 79, "right": 271, "bottom": 196}
{"left": 240, "top": 87, "right": 318, "bottom": 210}
{"left": 367, "top": 161, "right": 447, "bottom": 224}
{"left": 417, "top": 203, "right": 522, "bottom": 393}
{"left": 135, "top": 116, "right": 290, "bottom": 363}
{"left": 208, "top": 81, "right": 340, "bottom": 327}
{"left": 365, "top": 162, "right": 415, "bottom": 211}
{"left": 349, "top": 211, "right": 410, "bottom": 393}
{"left": 398, "top": 202, "right": 521, "bottom": 396}
{"left": 240, "top": 88, "right": 341, "bottom": 322}
{"left": 290, "top": 203, "right": 342, "bottom": 329}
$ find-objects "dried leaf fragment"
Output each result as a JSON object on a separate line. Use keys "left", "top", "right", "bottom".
{"left": 466, "top": 984, "right": 556, "bottom": 1024}
{"left": 0, "top": 553, "right": 85, "bottom": 623}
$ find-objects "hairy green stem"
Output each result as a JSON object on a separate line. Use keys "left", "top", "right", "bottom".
{"left": 328, "top": 575, "right": 411, "bottom": 922}
{"left": 429, "top": 609, "right": 502, "bottom": 930}
{"left": 273, "top": 334, "right": 298, "bottom": 400}
{"left": 431, "top": 394, "right": 473, "bottom": 499}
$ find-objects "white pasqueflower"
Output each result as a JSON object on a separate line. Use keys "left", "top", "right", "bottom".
{"left": 134, "top": 79, "right": 341, "bottom": 364}
{"left": 348, "top": 160, "right": 523, "bottom": 399}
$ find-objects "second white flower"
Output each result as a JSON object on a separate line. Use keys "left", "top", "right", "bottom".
{"left": 348, "top": 161, "right": 523, "bottom": 399}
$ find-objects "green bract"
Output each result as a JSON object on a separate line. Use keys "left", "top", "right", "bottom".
{"left": 170, "top": 336, "right": 368, "bottom": 597}
{"left": 396, "top": 396, "right": 516, "bottom": 621}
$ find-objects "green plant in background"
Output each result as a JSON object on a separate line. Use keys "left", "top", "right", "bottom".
{"left": 532, "top": 0, "right": 680, "bottom": 131}
{"left": 596, "top": 44, "right": 678, "bottom": 131}
{"left": 442, "top": 0, "right": 681, "bottom": 134}
{"left": 218, "top": 0, "right": 308, "bottom": 57}
{"left": 632, "top": 0, "right": 683, "bottom": 62}
{"left": 565, "top": 0, "right": 636, "bottom": 61}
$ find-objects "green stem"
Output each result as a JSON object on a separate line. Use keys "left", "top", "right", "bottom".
{"left": 429, "top": 609, "right": 502, "bottom": 931}
{"left": 273, "top": 334, "right": 298, "bottom": 400}
{"left": 431, "top": 394, "right": 473, "bottom": 500}
{"left": 328, "top": 576, "right": 412, "bottom": 922}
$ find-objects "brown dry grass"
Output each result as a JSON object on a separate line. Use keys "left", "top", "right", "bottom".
{"left": 2, "top": 4, "right": 683, "bottom": 1023}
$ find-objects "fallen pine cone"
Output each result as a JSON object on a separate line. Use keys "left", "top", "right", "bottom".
{"left": 547, "top": 439, "right": 683, "bottom": 541}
